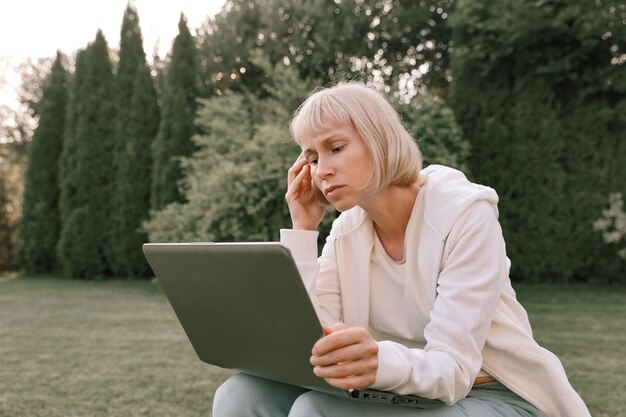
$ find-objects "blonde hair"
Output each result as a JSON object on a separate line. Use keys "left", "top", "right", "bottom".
{"left": 289, "top": 82, "right": 422, "bottom": 194}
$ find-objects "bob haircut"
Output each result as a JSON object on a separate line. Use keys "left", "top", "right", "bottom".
{"left": 289, "top": 82, "right": 422, "bottom": 194}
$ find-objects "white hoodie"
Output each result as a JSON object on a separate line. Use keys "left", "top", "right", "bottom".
{"left": 281, "top": 164, "right": 591, "bottom": 417}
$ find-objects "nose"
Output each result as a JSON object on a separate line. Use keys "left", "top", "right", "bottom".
{"left": 314, "top": 156, "right": 334, "bottom": 180}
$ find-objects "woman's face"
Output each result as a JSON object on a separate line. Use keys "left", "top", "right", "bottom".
{"left": 301, "top": 123, "right": 373, "bottom": 212}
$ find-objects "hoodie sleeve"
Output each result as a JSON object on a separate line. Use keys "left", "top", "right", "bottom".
{"left": 280, "top": 227, "right": 342, "bottom": 325}
{"left": 369, "top": 201, "right": 507, "bottom": 403}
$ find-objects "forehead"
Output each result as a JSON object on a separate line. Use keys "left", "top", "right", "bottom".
{"left": 300, "top": 123, "right": 358, "bottom": 153}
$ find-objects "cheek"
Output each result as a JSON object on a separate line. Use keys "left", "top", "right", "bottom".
{"left": 311, "top": 176, "right": 322, "bottom": 189}
{"left": 309, "top": 165, "right": 318, "bottom": 178}
{"left": 310, "top": 169, "right": 323, "bottom": 187}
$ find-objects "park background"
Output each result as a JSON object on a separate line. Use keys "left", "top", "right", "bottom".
{"left": 0, "top": 0, "right": 625, "bottom": 416}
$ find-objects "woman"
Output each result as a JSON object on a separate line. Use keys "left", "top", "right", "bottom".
{"left": 212, "top": 83, "right": 590, "bottom": 417}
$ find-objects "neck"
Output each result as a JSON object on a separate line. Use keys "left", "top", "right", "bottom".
{"left": 359, "top": 183, "right": 420, "bottom": 244}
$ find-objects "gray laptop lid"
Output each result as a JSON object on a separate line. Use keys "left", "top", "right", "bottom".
{"left": 143, "top": 242, "right": 333, "bottom": 393}
{"left": 143, "top": 242, "right": 444, "bottom": 408}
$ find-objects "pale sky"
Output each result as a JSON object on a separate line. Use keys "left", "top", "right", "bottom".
{"left": 0, "top": 0, "right": 226, "bottom": 108}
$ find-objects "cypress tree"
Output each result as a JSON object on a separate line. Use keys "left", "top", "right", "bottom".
{"left": 151, "top": 14, "right": 200, "bottom": 210}
{"left": 58, "top": 50, "right": 86, "bottom": 226}
{"left": 57, "top": 31, "right": 116, "bottom": 278}
{"left": 110, "top": 5, "right": 159, "bottom": 277}
{"left": 448, "top": 0, "right": 626, "bottom": 282}
{"left": 112, "top": 64, "right": 159, "bottom": 277}
{"left": 0, "top": 177, "right": 11, "bottom": 270}
{"left": 57, "top": 48, "right": 88, "bottom": 276}
{"left": 16, "top": 52, "right": 68, "bottom": 273}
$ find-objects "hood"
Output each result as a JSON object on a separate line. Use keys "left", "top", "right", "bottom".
{"left": 420, "top": 164, "right": 500, "bottom": 239}
{"left": 329, "top": 164, "right": 499, "bottom": 240}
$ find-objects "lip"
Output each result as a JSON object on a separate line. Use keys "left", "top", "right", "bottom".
{"left": 324, "top": 185, "right": 344, "bottom": 197}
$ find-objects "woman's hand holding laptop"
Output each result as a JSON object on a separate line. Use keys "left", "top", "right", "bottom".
{"left": 310, "top": 323, "right": 379, "bottom": 390}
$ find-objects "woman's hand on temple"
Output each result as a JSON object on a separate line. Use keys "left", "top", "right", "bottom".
{"left": 310, "top": 323, "right": 379, "bottom": 390}
{"left": 285, "top": 155, "right": 326, "bottom": 230}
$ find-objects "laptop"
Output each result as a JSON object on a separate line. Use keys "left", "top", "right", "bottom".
{"left": 143, "top": 242, "right": 444, "bottom": 408}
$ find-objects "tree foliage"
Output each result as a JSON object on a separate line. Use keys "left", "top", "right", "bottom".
{"left": 110, "top": 5, "right": 160, "bottom": 277}
{"left": 150, "top": 15, "right": 201, "bottom": 211}
{"left": 594, "top": 193, "right": 626, "bottom": 260}
{"left": 0, "top": 57, "right": 54, "bottom": 144}
{"left": 20, "top": 1, "right": 622, "bottom": 285}
{"left": 0, "top": 141, "right": 29, "bottom": 271}
{"left": 16, "top": 52, "right": 68, "bottom": 273}
{"left": 198, "top": 0, "right": 453, "bottom": 98}
{"left": 111, "top": 64, "right": 159, "bottom": 277}
{"left": 449, "top": 0, "right": 626, "bottom": 282}
{"left": 145, "top": 55, "right": 315, "bottom": 243}
{"left": 0, "top": 176, "right": 12, "bottom": 270}
{"left": 0, "top": 57, "right": 34, "bottom": 269}
{"left": 395, "top": 94, "right": 469, "bottom": 172}
{"left": 144, "top": 53, "right": 468, "bottom": 248}
{"left": 57, "top": 32, "right": 116, "bottom": 278}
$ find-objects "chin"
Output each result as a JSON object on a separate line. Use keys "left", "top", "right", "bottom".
{"left": 330, "top": 200, "right": 357, "bottom": 213}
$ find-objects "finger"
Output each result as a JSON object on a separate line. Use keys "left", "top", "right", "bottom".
{"left": 311, "top": 342, "right": 377, "bottom": 367}
{"left": 314, "top": 356, "right": 378, "bottom": 380}
{"left": 287, "top": 157, "right": 309, "bottom": 181}
{"left": 321, "top": 323, "right": 350, "bottom": 335}
{"left": 285, "top": 167, "right": 314, "bottom": 206}
{"left": 287, "top": 164, "right": 310, "bottom": 195}
{"left": 312, "top": 327, "right": 368, "bottom": 356}
{"left": 324, "top": 374, "right": 377, "bottom": 390}
{"left": 327, "top": 323, "right": 350, "bottom": 332}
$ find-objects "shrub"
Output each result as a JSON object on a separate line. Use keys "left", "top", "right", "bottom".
{"left": 594, "top": 193, "right": 626, "bottom": 260}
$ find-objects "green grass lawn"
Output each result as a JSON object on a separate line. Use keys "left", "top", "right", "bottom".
{"left": 514, "top": 284, "right": 626, "bottom": 417}
{"left": 0, "top": 273, "right": 624, "bottom": 417}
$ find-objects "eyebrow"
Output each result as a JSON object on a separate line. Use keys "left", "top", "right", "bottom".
{"left": 302, "top": 134, "right": 343, "bottom": 156}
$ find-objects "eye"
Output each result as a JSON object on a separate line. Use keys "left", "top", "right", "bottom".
{"left": 331, "top": 145, "right": 344, "bottom": 153}
{"left": 309, "top": 158, "right": 318, "bottom": 166}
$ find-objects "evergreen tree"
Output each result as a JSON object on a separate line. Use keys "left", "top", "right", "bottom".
{"left": 112, "top": 4, "right": 146, "bottom": 177}
{"left": 149, "top": 46, "right": 167, "bottom": 100}
{"left": 110, "top": 5, "right": 159, "bottom": 277}
{"left": 449, "top": 0, "right": 626, "bottom": 282}
{"left": 112, "top": 64, "right": 159, "bottom": 277}
{"left": 0, "top": 177, "right": 12, "bottom": 270}
{"left": 151, "top": 15, "right": 200, "bottom": 210}
{"left": 16, "top": 52, "right": 68, "bottom": 273}
{"left": 57, "top": 31, "right": 116, "bottom": 278}
{"left": 58, "top": 50, "right": 87, "bottom": 226}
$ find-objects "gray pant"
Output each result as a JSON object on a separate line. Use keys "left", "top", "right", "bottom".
{"left": 212, "top": 373, "right": 546, "bottom": 417}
